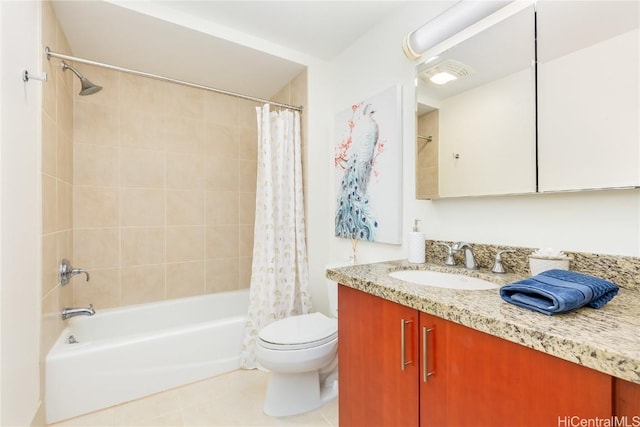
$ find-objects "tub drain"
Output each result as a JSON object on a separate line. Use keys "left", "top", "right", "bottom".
{"left": 67, "top": 335, "right": 78, "bottom": 344}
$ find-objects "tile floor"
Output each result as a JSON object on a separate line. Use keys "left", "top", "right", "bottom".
{"left": 48, "top": 369, "right": 338, "bottom": 427}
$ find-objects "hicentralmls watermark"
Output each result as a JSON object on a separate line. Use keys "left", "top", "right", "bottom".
{"left": 558, "top": 416, "right": 640, "bottom": 427}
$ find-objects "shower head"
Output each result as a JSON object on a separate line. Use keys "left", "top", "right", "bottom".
{"left": 62, "top": 62, "right": 102, "bottom": 96}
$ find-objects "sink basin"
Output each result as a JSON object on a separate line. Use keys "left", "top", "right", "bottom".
{"left": 389, "top": 270, "right": 499, "bottom": 290}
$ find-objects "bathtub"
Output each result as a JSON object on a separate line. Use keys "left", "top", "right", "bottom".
{"left": 45, "top": 289, "right": 249, "bottom": 423}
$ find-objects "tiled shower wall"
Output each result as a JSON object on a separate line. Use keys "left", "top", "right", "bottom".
{"left": 70, "top": 62, "right": 307, "bottom": 310}
{"left": 40, "top": 0, "right": 75, "bottom": 407}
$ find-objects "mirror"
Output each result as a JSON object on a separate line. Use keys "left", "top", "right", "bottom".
{"left": 537, "top": 1, "right": 639, "bottom": 192}
{"left": 416, "top": 5, "right": 536, "bottom": 199}
{"left": 415, "top": 1, "right": 639, "bottom": 199}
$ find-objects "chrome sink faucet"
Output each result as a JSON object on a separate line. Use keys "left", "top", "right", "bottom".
{"left": 452, "top": 242, "right": 479, "bottom": 270}
{"left": 61, "top": 304, "right": 95, "bottom": 320}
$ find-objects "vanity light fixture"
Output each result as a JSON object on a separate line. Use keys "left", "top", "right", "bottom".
{"left": 403, "top": 0, "right": 510, "bottom": 60}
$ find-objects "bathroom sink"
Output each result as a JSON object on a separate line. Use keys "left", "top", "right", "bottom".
{"left": 389, "top": 270, "right": 499, "bottom": 290}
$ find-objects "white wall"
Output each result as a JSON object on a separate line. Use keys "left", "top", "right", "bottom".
{"left": 0, "top": 1, "right": 42, "bottom": 425}
{"left": 315, "top": 1, "right": 640, "bottom": 314}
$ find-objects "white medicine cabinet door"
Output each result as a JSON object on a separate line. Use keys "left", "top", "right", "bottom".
{"left": 537, "top": 1, "right": 640, "bottom": 192}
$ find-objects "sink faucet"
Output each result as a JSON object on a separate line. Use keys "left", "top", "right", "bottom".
{"left": 61, "top": 304, "right": 95, "bottom": 320}
{"left": 452, "top": 242, "right": 479, "bottom": 270}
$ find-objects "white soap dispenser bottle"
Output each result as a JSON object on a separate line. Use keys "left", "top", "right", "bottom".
{"left": 408, "top": 219, "right": 425, "bottom": 264}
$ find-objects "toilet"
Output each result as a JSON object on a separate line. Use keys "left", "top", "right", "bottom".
{"left": 255, "top": 272, "right": 340, "bottom": 417}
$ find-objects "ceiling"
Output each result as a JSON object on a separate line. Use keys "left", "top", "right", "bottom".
{"left": 51, "top": 1, "right": 410, "bottom": 100}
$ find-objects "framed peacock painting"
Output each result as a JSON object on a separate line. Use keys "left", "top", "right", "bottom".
{"left": 334, "top": 84, "right": 402, "bottom": 245}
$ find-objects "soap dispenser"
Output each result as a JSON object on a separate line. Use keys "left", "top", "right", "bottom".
{"left": 408, "top": 219, "right": 426, "bottom": 264}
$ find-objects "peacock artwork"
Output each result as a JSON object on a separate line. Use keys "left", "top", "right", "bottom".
{"left": 334, "top": 85, "right": 402, "bottom": 245}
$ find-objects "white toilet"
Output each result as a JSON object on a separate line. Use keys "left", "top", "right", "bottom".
{"left": 255, "top": 273, "right": 339, "bottom": 417}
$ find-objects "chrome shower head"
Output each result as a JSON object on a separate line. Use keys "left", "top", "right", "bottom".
{"left": 62, "top": 62, "right": 102, "bottom": 96}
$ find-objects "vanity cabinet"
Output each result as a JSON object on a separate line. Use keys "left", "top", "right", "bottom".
{"left": 338, "top": 284, "right": 419, "bottom": 426}
{"left": 339, "top": 285, "right": 613, "bottom": 427}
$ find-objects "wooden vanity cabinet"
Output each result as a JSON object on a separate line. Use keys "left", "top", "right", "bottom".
{"left": 339, "top": 285, "right": 613, "bottom": 427}
{"left": 338, "top": 284, "right": 419, "bottom": 427}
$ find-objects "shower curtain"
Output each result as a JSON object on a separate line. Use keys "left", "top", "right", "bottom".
{"left": 240, "top": 104, "right": 312, "bottom": 369}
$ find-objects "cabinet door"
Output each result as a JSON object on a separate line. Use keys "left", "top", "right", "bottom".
{"left": 537, "top": 1, "right": 640, "bottom": 191}
{"left": 445, "top": 321, "right": 612, "bottom": 426}
{"left": 419, "top": 313, "right": 449, "bottom": 426}
{"left": 338, "top": 285, "right": 419, "bottom": 427}
{"left": 614, "top": 378, "right": 640, "bottom": 418}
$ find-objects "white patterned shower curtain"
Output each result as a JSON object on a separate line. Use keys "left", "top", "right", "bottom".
{"left": 240, "top": 104, "right": 312, "bottom": 369}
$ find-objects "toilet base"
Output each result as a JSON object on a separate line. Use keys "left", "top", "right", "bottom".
{"left": 263, "top": 370, "right": 338, "bottom": 417}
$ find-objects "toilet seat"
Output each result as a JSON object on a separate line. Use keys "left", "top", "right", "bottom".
{"left": 258, "top": 312, "right": 337, "bottom": 350}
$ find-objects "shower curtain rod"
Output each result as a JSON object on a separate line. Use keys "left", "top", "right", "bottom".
{"left": 45, "top": 47, "right": 303, "bottom": 112}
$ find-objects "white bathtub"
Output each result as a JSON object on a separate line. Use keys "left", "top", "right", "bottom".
{"left": 45, "top": 290, "right": 249, "bottom": 423}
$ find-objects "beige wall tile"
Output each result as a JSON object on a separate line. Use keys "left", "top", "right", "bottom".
{"left": 120, "top": 110, "right": 165, "bottom": 150}
{"left": 74, "top": 186, "right": 119, "bottom": 228}
{"left": 120, "top": 147, "right": 164, "bottom": 188}
{"left": 73, "top": 268, "right": 120, "bottom": 309}
{"left": 121, "top": 264, "right": 165, "bottom": 306}
{"left": 74, "top": 101, "right": 119, "bottom": 147}
{"left": 42, "top": 174, "right": 57, "bottom": 234}
{"left": 74, "top": 144, "right": 119, "bottom": 186}
{"left": 204, "top": 92, "right": 238, "bottom": 126}
{"left": 55, "top": 179, "right": 72, "bottom": 231}
{"left": 42, "top": 233, "right": 58, "bottom": 295}
{"left": 166, "top": 261, "right": 205, "bottom": 299}
{"left": 238, "top": 127, "right": 257, "bottom": 160}
{"left": 121, "top": 188, "right": 165, "bottom": 227}
{"left": 57, "top": 229, "right": 73, "bottom": 263}
{"left": 239, "top": 225, "right": 254, "bottom": 258}
{"left": 164, "top": 84, "right": 204, "bottom": 120}
{"left": 289, "top": 70, "right": 307, "bottom": 107}
{"left": 120, "top": 73, "right": 164, "bottom": 112}
{"left": 74, "top": 228, "right": 120, "bottom": 269}
{"left": 57, "top": 75, "right": 74, "bottom": 134}
{"left": 166, "top": 152, "right": 204, "bottom": 190}
{"left": 57, "top": 127, "right": 73, "bottom": 184}
{"left": 164, "top": 117, "right": 205, "bottom": 154}
{"left": 206, "top": 191, "right": 238, "bottom": 226}
{"left": 238, "top": 160, "right": 257, "bottom": 192}
{"left": 205, "top": 155, "right": 238, "bottom": 191}
{"left": 204, "top": 123, "right": 238, "bottom": 159}
{"left": 121, "top": 227, "right": 165, "bottom": 267}
{"left": 166, "top": 226, "right": 205, "bottom": 263}
{"left": 238, "top": 100, "right": 261, "bottom": 129}
{"left": 206, "top": 225, "right": 238, "bottom": 259}
{"left": 206, "top": 258, "right": 238, "bottom": 293}
{"left": 239, "top": 256, "right": 253, "bottom": 289}
{"left": 42, "top": 112, "right": 57, "bottom": 176}
{"left": 167, "top": 190, "right": 205, "bottom": 226}
{"left": 239, "top": 192, "right": 255, "bottom": 225}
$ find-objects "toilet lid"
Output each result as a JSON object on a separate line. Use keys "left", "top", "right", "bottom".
{"left": 258, "top": 312, "right": 337, "bottom": 350}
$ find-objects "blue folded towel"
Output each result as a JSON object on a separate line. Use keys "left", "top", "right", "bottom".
{"left": 500, "top": 269, "right": 619, "bottom": 315}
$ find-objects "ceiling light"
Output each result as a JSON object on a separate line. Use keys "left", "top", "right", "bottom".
{"left": 419, "top": 59, "right": 474, "bottom": 85}
{"left": 430, "top": 72, "right": 458, "bottom": 85}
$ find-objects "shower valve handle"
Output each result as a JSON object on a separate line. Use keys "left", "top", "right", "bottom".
{"left": 60, "top": 259, "right": 90, "bottom": 286}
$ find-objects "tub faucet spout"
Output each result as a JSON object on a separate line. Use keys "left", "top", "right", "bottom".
{"left": 61, "top": 304, "right": 95, "bottom": 320}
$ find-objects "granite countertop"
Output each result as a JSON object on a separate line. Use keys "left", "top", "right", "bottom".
{"left": 326, "top": 259, "right": 640, "bottom": 385}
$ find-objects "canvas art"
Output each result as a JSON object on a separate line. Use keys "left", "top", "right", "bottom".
{"left": 334, "top": 85, "right": 402, "bottom": 245}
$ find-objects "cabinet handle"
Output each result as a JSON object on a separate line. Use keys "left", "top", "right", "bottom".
{"left": 423, "top": 326, "right": 434, "bottom": 382}
{"left": 401, "top": 319, "right": 413, "bottom": 370}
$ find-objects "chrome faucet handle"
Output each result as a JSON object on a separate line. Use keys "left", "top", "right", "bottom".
{"left": 59, "top": 259, "right": 90, "bottom": 286}
{"left": 491, "top": 250, "right": 515, "bottom": 274}
{"left": 436, "top": 242, "right": 456, "bottom": 266}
